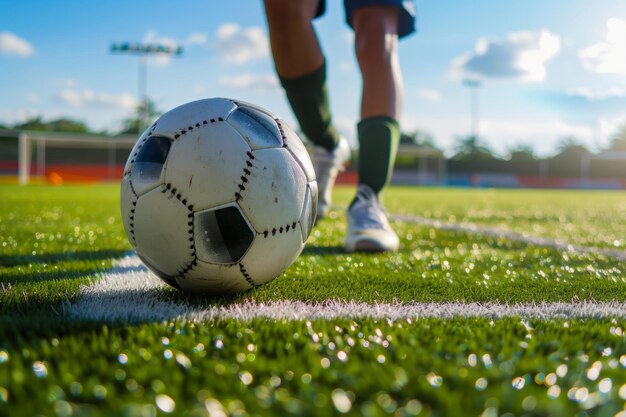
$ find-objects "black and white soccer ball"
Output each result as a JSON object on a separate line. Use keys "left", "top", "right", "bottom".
{"left": 120, "top": 98, "right": 317, "bottom": 294}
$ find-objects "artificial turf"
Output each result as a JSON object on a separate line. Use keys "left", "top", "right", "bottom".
{"left": 1, "top": 184, "right": 625, "bottom": 416}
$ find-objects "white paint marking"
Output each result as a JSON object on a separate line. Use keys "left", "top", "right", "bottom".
{"left": 65, "top": 255, "right": 626, "bottom": 323}
{"left": 389, "top": 213, "right": 626, "bottom": 261}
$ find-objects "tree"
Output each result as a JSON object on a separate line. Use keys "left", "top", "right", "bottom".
{"left": 14, "top": 116, "right": 90, "bottom": 133}
{"left": 120, "top": 98, "right": 161, "bottom": 134}
{"left": 14, "top": 116, "right": 47, "bottom": 131}
{"left": 556, "top": 136, "right": 587, "bottom": 153}
{"left": 47, "top": 118, "right": 90, "bottom": 133}
{"left": 400, "top": 129, "right": 439, "bottom": 149}
{"left": 452, "top": 135, "right": 496, "bottom": 161}
{"left": 506, "top": 144, "right": 540, "bottom": 175}
{"left": 549, "top": 137, "right": 591, "bottom": 177}
{"left": 607, "top": 124, "right": 626, "bottom": 151}
{"left": 508, "top": 143, "right": 535, "bottom": 156}
{"left": 400, "top": 131, "right": 416, "bottom": 144}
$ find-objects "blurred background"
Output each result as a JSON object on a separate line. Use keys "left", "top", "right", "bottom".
{"left": 1, "top": 0, "right": 625, "bottom": 188}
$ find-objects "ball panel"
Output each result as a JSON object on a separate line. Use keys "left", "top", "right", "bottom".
{"left": 130, "top": 135, "right": 172, "bottom": 196}
{"left": 231, "top": 99, "right": 278, "bottom": 119}
{"left": 175, "top": 261, "right": 251, "bottom": 294}
{"left": 123, "top": 128, "right": 152, "bottom": 176}
{"left": 279, "top": 121, "right": 315, "bottom": 182}
{"left": 120, "top": 174, "right": 138, "bottom": 245}
{"left": 240, "top": 223, "right": 304, "bottom": 285}
{"left": 164, "top": 122, "right": 251, "bottom": 210}
{"left": 150, "top": 98, "right": 237, "bottom": 139}
{"left": 238, "top": 147, "right": 307, "bottom": 232}
{"left": 227, "top": 105, "right": 283, "bottom": 150}
{"left": 133, "top": 187, "right": 194, "bottom": 277}
{"left": 194, "top": 204, "right": 255, "bottom": 264}
{"left": 137, "top": 253, "right": 181, "bottom": 290}
{"left": 299, "top": 181, "right": 318, "bottom": 243}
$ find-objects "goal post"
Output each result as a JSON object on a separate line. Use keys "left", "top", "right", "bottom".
{"left": 17, "top": 131, "right": 138, "bottom": 185}
{"left": 18, "top": 133, "right": 30, "bottom": 185}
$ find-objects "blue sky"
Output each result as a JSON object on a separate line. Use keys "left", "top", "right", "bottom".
{"left": 1, "top": 0, "right": 625, "bottom": 156}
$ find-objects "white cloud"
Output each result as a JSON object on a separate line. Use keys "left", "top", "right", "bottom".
{"left": 417, "top": 88, "right": 442, "bottom": 102}
{"left": 216, "top": 23, "right": 269, "bottom": 64}
{"left": 0, "top": 31, "right": 34, "bottom": 57}
{"left": 57, "top": 89, "right": 138, "bottom": 110}
{"left": 598, "top": 115, "right": 626, "bottom": 144}
{"left": 402, "top": 113, "right": 602, "bottom": 157}
{"left": 218, "top": 74, "right": 279, "bottom": 92}
{"left": 142, "top": 30, "right": 179, "bottom": 66}
{"left": 185, "top": 32, "right": 208, "bottom": 46}
{"left": 24, "top": 93, "right": 41, "bottom": 104}
{"left": 54, "top": 78, "right": 78, "bottom": 89}
{"left": 451, "top": 29, "right": 560, "bottom": 83}
{"left": 0, "top": 108, "right": 39, "bottom": 125}
{"left": 565, "top": 87, "right": 626, "bottom": 101}
{"left": 136, "top": 30, "right": 206, "bottom": 67}
{"left": 342, "top": 30, "right": 354, "bottom": 44}
{"left": 338, "top": 60, "right": 353, "bottom": 74}
{"left": 143, "top": 30, "right": 177, "bottom": 47}
{"left": 579, "top": 18, "right": 626, "bottom": 75}
{"left": 334, "top": 116, "right": 357, "bottom": 147}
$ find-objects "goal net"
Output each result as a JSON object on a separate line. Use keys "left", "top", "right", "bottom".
{"left": 18, "top": 131, "right": 137, "bottom": 185}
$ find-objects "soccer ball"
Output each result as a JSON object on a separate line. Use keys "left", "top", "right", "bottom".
{"left": 120, "top": 98, "right": 317, "bottom": 294}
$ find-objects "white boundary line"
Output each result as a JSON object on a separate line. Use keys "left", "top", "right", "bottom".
{"left": 65, "top": 255, "right": 626, "bottom": 323}
{"left": 389, "top": 213, "right": 626, "bottom": 261}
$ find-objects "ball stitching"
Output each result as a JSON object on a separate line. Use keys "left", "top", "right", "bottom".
{"left": 238, "top": 263, "right": 257, "bottom": 287}
{"left": 235, "top": 151, "right": 255, "bottom": 201}
{"left": 173, "top": 117, "right": 224, "bottom": 140}
{"left": 262, "top": 221, "right": 298, "bottom": 238}
{"left": 275, "top": 120, "right": 287, "bottom": 148}
{"left": 161, "top": 182, "right": 198, "bottom": 279}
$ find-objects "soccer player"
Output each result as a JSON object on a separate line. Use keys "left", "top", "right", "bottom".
{"left": 263, "top": 0, "right": 416, "bottom": 252}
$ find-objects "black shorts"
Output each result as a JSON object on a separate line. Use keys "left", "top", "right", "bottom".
{"left": 316, "top": 0, "right": 417, "bottom": 39}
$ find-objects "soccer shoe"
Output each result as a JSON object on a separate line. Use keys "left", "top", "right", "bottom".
{"left": 345, "top": 185, "right": 400, "bottom": 253}
{"left": 312, "top": 136, "right": 351, "bottom": 221}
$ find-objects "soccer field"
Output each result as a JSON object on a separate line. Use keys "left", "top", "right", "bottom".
{"left": 1, "top": 184, "right": 625, "bottom": 416}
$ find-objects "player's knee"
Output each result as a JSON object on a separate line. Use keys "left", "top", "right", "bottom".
{"left": 264, "top": 0, "right": 317, "bottom": 27}
{"left": 355, "top": 29, "right": 398, "bottom": 64}
{"left": 353, "top": 7, "right": 399, "bottom": 61}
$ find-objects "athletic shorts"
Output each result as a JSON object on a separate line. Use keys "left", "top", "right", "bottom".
{"left": 315, "top": 0, "right": 417, "bottom": 39}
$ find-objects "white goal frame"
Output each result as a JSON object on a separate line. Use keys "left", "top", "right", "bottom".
{"left": 18, "top": 131, "right": 137, "bottom": 185}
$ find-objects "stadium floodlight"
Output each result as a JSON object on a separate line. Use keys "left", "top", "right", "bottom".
{"left": 111, "top": 42, "right": 183, "bottom": 131}
{"left": 463, "top": 78, "right": 481, "bottom": 138}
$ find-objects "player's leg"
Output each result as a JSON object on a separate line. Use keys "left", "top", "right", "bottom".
{"left": 355, "top": 5, "right": 402, "bottom": 192}
{"left": 263, "top": 0, "right": 350, "bottom": 221}
{"left": 263, "top": 0, "right": 323, "bottom": 78}
{"left": 345, "top": 2, "right": 414, "bottom": 252}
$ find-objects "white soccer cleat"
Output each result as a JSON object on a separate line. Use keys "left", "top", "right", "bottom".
{"left": 312, "top": 136, "right": 351, "bottom": 221}
{"left": 345, "top": 185, "right": 400, "bottom": 253}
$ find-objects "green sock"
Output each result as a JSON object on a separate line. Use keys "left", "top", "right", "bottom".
{"left": 357, "top": 116, "right": 400, "bottom": 195}
{"left": 279, "top": 61, "right": 339, "bottom": 151}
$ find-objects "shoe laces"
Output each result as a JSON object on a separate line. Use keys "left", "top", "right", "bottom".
{"left": 313, "top": 138, "right": 348, "bottom": 170}
{"left": 349, "top": 186, "right": 389, "bottom": 230}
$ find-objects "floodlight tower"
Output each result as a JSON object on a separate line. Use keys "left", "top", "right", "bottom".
{"left": 463, "top": 78, "right": 481, "bottom": 138}
{"left": 111, "top": 43, "right": 183, "bottom": 131}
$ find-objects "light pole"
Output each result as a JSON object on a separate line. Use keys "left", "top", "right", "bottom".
{"left": 463, "top": 79, "right": 481, "bottom": 138}
{"left": 111, "top": 43, "right": 183, "bottom": 132}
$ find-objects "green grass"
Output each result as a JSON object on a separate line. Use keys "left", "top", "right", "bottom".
{"left": 0, "top": 185, "right": 128, "bottom": 319}
{"left": 1, "top": 184, "right": 625, "bottom": 416}
{"left": 2, "top": 318, "right": 626, "bottom": 417}
{"left": 355, "top": 187, "right": 626, "bottom": 250}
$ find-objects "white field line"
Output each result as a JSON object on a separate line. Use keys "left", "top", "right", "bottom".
{"left": 389, "top": 213, "right": 626, "bottom": 261}
{"left": 65, "top": 255, "right": 626, "bottom": 323}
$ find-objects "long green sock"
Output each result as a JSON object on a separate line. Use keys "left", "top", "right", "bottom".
{"left": 278, "top": 61, "right": 339, "bottom": 151}
{"left": 357, "top": 116, "right": 400, "bottom": 195}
